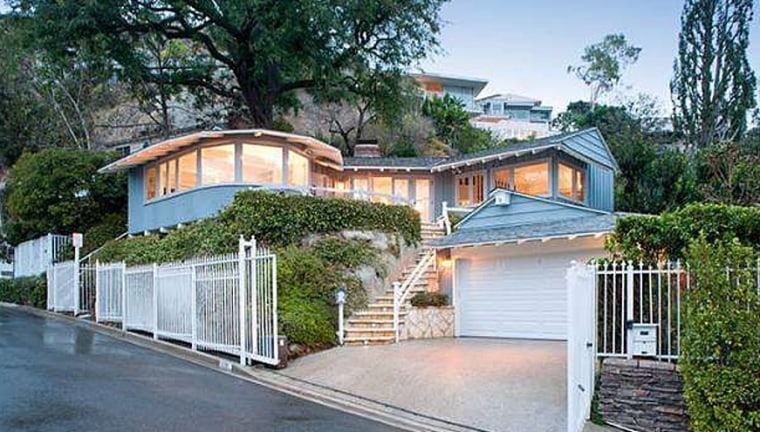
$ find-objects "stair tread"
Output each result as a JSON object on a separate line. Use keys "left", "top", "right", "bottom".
{"left": 344, "top": 335, "right": 395, "bottom": 341}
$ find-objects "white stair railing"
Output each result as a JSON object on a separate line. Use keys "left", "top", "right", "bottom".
{"left": 393, "top": 249, "right": 437, "bottom": 343}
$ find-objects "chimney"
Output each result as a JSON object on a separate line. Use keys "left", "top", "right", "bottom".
{"left": 354, "top": 139, "right": 382, "bottom": 158}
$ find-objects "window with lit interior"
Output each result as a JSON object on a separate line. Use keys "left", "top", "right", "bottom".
{"left": 201, "top": 145, "right": 236, "bottom": 185}
{"left": 558, "top": 162, "right": 585, "bottom": 202}
{"left": 242, "top": 144, "right": 283, "bottom": 184}
{"left": 287, "top": 150, "right": 309, "bottom": 186}
{"left": 513, "top": 161, "right": 549, "bottom": 196}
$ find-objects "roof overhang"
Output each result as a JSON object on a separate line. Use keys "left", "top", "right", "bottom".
{"left": 432, "top": 230, "right": 611, "bottom": 250}
{"left": 98, "top": 129, "right": 344, "bottom": 173}
{"left": 431, "top": 144, "right": 559, "bottom": 172}
{"left": 343, "top": 165, "right": 433, "bottom": 172}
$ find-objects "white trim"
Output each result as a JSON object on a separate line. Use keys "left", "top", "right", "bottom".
{"left": 433, "top": 230, "right": 612, "bottom": 250}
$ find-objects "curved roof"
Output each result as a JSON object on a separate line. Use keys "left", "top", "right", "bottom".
{"left": 98, "top": 129, "right": 343, "bottom": 173}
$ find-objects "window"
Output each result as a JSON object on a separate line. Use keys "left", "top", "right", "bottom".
{"left": 456, "top": 172, "right": 484, "bottom": 207}
{"left": 287, "top": 150, "right": 309, "bottom": 186}
{"left": 242, "top": 144, "right": 283, "bottom": 184}
{"left": 558, "top": 162, "right": 585, "bottom": 202}
{"left": 513, "top": 161, "right": 549, "bottom": 196}
{"left": 177, "top": 151, "right": 198, "bottom": 191}
{"left": 201, "top": 145, "right": 235, "bottom": 185}
{"left": 493, "top": 169, "right": 510, "bottom": 189}
{"left": 159, "top": 159, "right": 177, "bottom": 196}
{"left": 372, "top": 177, "right": 392, "bottom": 204}
{"left": 393, "top": 179, "right": 409, "bottom": 203}
{"left": 145, "top": 166, "right": 157, "bottom": 200}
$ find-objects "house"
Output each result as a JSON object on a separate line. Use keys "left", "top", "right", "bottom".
{"left": 99, "top": 127, "right": 617, "bottom": 342}
{"left": 472, "top": 93, "right": 554, "bottom": 140}
{"left": 410, "top": 72, "right": 489, "bottom": 115}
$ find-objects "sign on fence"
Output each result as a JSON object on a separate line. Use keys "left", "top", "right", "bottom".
{"left": 89, "top": 237, "right": 279, "bottom": 366}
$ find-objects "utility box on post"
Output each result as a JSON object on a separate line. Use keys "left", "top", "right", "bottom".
{"left": 631, "top": 323, "right": 658, "bottom": 357}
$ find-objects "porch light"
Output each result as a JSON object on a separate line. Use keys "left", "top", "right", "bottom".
{"left": 335, "top": 285, "right": 346, "bottom": 305}
{"left": 335, "top": 284, "right": 347, "bottom": 346}
{"left": 440, "top": 258, "right": 452, "bottom": 269}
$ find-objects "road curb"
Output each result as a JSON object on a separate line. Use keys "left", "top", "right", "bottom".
{"left": 1, "top": 304, "right": 486, "bottom": 432}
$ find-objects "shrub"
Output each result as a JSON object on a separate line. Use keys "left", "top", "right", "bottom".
{"left": 607, "top": 203, "right": 760, "bottom": 261}
{"left": 93, "top": 235, "right": 164, "bottom": 265}
{"left": 681, "top": 238, "right": 760, "bottom": 432}
{"left": 81, "top": 213, "right": 127, "bottom": 256}
{"left": 221, "top": 190, "right": 421, "bottom": 247}
{"left": 410, "top": 291, "right": 448, "bottom": 308}
{"left": 0, "top": 276, "right": 46, "bottom": 308}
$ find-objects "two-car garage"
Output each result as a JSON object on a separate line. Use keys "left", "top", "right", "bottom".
{"left": 452, "top": 237, "right": 606, "bottom": 340}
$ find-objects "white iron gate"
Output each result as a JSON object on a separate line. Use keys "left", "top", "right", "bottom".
{"left": 46, "top": 260, "right": 78, "bottom": 313}
{"left": 94, "top": 237, "right": 279, "bottom": 366}
{"left": 566, "top": 262, "right": 596, "bottom": 432}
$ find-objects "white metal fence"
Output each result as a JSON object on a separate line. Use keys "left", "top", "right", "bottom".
{"left": 567, "top": 263, "right": 596, "bottom": 432}
{"left": 89, "top": 237, "right": 279, "bottom": 366}
{"left": 46, "top": 261, "right": 97, "bottom": 315}
{"left": 15, "top": 234, "right": 71, "bottom": 277}
{"left": 594, "top": 260, "right": 760, "bottom": 361}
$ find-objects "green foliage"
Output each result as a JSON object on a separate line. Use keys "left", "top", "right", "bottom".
{"left": 4, "top": 148, "right": 127, "bottom": 245}
{"left": 672, "top": 0, "right": 757, "bottom": 148}
{"left": 21, "top": 0, "right": 446, "bottom": 128}
{"left": 81, "top": 213, "right": 127, "bottom": 256}
{"left": 0, "top": 276, "right": 46, "bottom": 308}
{"left": 697, "top": 141, "right": 760, "bottom": 205}
{"left": 93, "top": 235, "right": 164, "bottom": 265}
{"left": 681, "top": 238, "right": 760, "bottom": 431}
{"left": 409, "top": 291, "right": 448, "bottom": 308}
{"left": 221, "top": 191, "right": 421, "bottom": 248}
{"left": 607, "top": 203, "right": 760, "bottom": 262}
{"left": 422, "top": 94, "right": 498, "bottom": 154}
{"left": 567, "top": 34, "right": 641, "bottom": 105}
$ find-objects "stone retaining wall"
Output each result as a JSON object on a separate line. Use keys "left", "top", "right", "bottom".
{"left": 598, "top": 358, "right": 688, "bottom": 432}
{"left": 401, "top": 307, "right": 454, "bottom": 340}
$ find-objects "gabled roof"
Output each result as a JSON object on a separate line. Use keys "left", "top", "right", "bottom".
{"left": 429, "top": 189, "right": 616, "bottom": 248}
{"left": 98, "top": 129, "right": 343, "bottom": 173}
{"left": 430, "top": 214, "right": 617, "bottom": 249}
{"left": 431, "top": 128, "right": 619, "bottom": 172}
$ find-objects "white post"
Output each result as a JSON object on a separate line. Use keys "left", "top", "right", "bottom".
{"left": 393, "top": 281, "right": 401, "bottom": 343}
{"left": 94, "top": 260, "right": 100, "bottom": 323}
{"left": 337, "top": 301, "right": 344, "bottom": 346}
{"left": 121, "top": 262, "right": 127, "bottom": 331}
{"left": 625, "top": 261, "right": 635, "bottom": 359}
{"left": 271, "top": 254, "right": 278, "bottom": 363}
{"left": 152, "top": 263, "right": 158, "bottom": 340}
{"left": 191, "top": 263, "right": 197, "bottom": 351}
{"left": 72, "top": 233, "right": 82, "bottom": 316}
{"left": 238, "top": 236, "right": 247, "bottom": 366}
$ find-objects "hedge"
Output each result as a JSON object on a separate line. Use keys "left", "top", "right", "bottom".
{"left": 94, "top": 190, "right": 420, "bottom": 265}
{"left": 607, "top": 203, "right": 760, "bottom": 262}
{"left": 0, "top": 276, "right": 46, "bottom": 308}
{"left": 681, "top": 239, "right": 760, "bottom": 431}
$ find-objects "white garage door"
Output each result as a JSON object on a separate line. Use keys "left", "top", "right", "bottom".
{"left": 458, "top": 250, "right": 595, "bottom": 340}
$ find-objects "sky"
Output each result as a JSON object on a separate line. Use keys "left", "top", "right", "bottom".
{"left": 418, "top": 0, "right": 760, "bottom": 115}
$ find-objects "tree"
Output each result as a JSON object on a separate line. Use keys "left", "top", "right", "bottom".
{"left": 567, "top": 34, "right": 641, "bottom": 107}
{"left": 671, "top": 0, "right": 757, "bottom": 148}
{"left": 422, "top": 94, "right": 497, "bottom": 154}
{"left": 18, "top": 0, "right": 446, "bottom": 129}
{"left": 697, "top": 138, "right": 760, "bottom": 205}
{"left": 3, "top": 148, "right": 127, "bottom": 245}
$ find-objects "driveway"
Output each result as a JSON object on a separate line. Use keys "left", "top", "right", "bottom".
{"left": 282, "top": 338, "right": 567, "bottom": 432}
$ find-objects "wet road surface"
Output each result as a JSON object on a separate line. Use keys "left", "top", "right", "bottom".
{"left": 0, "top": 306, "right": 403, "bottom": 432}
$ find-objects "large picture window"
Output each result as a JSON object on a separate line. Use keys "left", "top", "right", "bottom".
{"left": 177, "top": 151, "right": 198, "bottom": 191}
{"left": 558, "top": 162, "right": 585, "bottom": 202}
{"left": 145, "top": 166, "right": 157, "bottom": 200}
{"left": 287, "top": 150, "right": 309, "bottom": 186}
{"left": 372, "top": 177, "right": 392, "bottom": 204}
{"left": 201, "top": 145, "right": 235, "bottom": 185}
{"left": 513, "top": 161, "right": 549, "bottom": 196}
{"left": 242, "top": 144, "right": 283, "bottom": 184}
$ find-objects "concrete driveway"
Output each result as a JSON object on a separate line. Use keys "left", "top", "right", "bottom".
{"left": 281, "top": 338, "right": 566, "bottom": 432}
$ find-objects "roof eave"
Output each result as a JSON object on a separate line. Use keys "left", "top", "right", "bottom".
{"left": 431, "top": 230, "right": 612, "bottom": 250}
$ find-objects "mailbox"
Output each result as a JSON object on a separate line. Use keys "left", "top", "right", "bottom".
{"left": 632, "top": 323, "right": 658, "bottom": 357}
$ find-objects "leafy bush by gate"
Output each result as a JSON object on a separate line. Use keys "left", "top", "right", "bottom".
{"left": 607, "top": 203, "right": 760, "bottom": 262}
{"left": 0, "top": 276, "right": 46, "bottom": 308}
{"left": 681, "top": 239, "right": 760, "bottom": 432}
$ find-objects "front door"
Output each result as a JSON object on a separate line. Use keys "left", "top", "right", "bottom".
{"left": 415, "top": 179, "right": 432, "bottom": 221}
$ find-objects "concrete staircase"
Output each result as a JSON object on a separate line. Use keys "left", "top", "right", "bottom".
{"left": 344, "top": 223, "right": 446, "bottom": 346}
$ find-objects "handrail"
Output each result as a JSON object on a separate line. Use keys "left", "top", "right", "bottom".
{"left": 306, "top": 185, "right": 414, "bottom": 207}
{"left": 79, "top": 232, "right": 129, "bottom": 265}
{"left": 393, "top": 249, "right": 437, "bottom": 343}
{"left": 439, "top": 201, "right": 452, "bottom": 235}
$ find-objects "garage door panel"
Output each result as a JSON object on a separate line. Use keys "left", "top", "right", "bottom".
{"left": 458, "top": 248, "right": 602, "bottom": 340}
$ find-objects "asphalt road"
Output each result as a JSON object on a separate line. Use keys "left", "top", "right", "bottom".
{"left": 0, "top": 306, "right": 403, "bottom": 432}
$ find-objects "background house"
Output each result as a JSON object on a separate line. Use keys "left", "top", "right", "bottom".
{"left": 472, "top": 93, "right": 554, "bottom": 140}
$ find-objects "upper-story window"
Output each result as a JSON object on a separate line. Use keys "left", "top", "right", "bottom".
{"left": 505, "top": 108, "right": 530, "bottom": 120}
{"left": 492, "top": 161, "right": 550, "bottom": 196}
{"left": 202, "top": 145, "right": 235, "bottom": 185}
{"left": 456, "top": 172, "right": 485, "bottom": 207}
{"left": 242, "top": 144, "right": 283, "bottom": 184}
{"left": 558, "top": 162, "right": 585, "bottom": 202}
{"left": 144, "top": 142, "right": 311, "bottom": 202}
